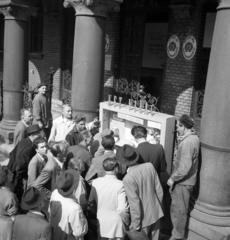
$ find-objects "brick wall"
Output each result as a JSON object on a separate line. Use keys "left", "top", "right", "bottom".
{"left": 160, "top": 3, "right": 206, "bottom": 124}
{"left": 28, "top": 12, "right": 62, "bottom": 101}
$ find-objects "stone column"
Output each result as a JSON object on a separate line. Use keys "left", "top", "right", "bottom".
{"left": 188, "top": 1, "right": 230, "bottom": 239}
{"left": 63, "top": 0, "right": 122, "bottom": 121}
{"left": 0, "top": 3, "right": 34, "bottom": 141}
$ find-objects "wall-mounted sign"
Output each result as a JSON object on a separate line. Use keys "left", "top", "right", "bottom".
{"left": 182, "top": 35, "right": 197, "bottom": 60}
{"left": 167, "top": 35, "right": 180, "bottom": 59}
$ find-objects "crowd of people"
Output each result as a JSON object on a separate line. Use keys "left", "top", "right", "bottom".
{"left": 0, "top": 83, "right": 200, "bottom": 240}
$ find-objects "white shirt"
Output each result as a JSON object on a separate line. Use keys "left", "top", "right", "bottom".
{"left": 49, "top": 189, "right": 88, "bottom": 240}
{"left": 48, "top": 116, "right": 75, "bottom": 142}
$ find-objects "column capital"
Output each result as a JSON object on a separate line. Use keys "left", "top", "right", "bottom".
{"left": 0, "top": 1, "right": 37, "bottom": 21}
{"left": 63, "top": 0, "right": 123, "bottom": 18}
{"left": 218, "top": 0, "right": 230, "bottom": 10}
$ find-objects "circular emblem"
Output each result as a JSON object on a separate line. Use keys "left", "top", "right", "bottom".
{"left": 182, "top": 35, "right": 197, "bottom": 60}
{"left": 167, "top": 35, "right": 180, "bottom": 59}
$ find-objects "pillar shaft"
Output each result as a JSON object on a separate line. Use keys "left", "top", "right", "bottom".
{"left": 0, "top": 4, "right": 34, "bottom": 141}
{"left": 72, "top": 15, "right": 105, "bottom": 120}
{"left": 3, "top": 16, "right": 27, "bottom": 121}
{"left": 188, "top": 0, "right": 230, "bottom": 239}
{"left": 64, "top": 0, "right": 122, "bottom": 121}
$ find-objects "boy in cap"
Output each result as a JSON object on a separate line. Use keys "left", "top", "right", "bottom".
{"left": 49, "top": 169, "right": 88, "bottom": 240}
{"left": 167, "top": 114, "right": 200, "bottom": 240}
{"left": 12, "top": 187, "right": 51, "bottom": 240}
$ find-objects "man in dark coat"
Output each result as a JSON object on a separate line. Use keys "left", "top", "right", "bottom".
{"left": 67, "top": 129, "right": 92, "bottom": 178}
{"left": 131, "top": 125, "right": 167, "bottom": 178}
{"left": 8, "top": 125, "right": 41, "bottom": 202}
{"left": 12, "top": 187, "right": 51, "bottom": 240}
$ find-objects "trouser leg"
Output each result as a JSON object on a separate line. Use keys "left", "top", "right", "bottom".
{"left": 142, "top": 220, "right": 160, "bottom": 240}
{"left": 170, "top": 184, "right": 193, "bottom": 239}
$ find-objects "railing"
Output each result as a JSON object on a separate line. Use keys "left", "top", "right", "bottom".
{"left": 194, "top": 90, "right": 204, "bottom": 119}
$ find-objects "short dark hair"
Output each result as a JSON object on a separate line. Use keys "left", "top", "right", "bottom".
{"left": 49, "top": 141, "right": 69, "bottom": 157}
{"left": 101, "top": 135, "right": 115, "bottom": 150}
{"left": 80, "top": 130, "right": 91, "bottom": 140}
{"left": 34, "top": 137, "right": 47, "bottom": 149}
{"left": 103, "top": 157, "right": 118, "bottom": 171}
{"left": 179, "top": 114, "right": 194, "bottom": 129}
{"left": 131, "top": 125, "right": 147, "bottom": 139}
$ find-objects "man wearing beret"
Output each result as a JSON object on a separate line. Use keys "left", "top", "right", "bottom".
{"left": 167, "top": 114, "right": 200, "bottom": 240}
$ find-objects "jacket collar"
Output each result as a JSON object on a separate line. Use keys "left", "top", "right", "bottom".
{"left": 178, "top": 130, "right": 195, "bottom": 143}
{"left": 27, "top": 211, "right": 45, "bottom": 220}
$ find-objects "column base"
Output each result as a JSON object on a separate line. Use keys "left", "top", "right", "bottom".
{"left": 0, "top": 119, "right": 18, "bottom": 143}
{"left": 188, "top": 202, "right": 230, "bottom": 240}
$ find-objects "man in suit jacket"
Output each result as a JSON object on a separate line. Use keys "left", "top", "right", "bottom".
{"left": 121, "top": 145, "right": 164, "bottom": 240}
{"left": 8, "top": 125, "right": 41, "bottom": 201}
{"left": 85, "top": 135, "right": 116, "bottom": 182}
{"left": 14, "top": 108, "right": 33, "bottom": 146}
{"left": 88, "top": 157, "right": 129, "bottom": 239}
{"left": 12, "top": 187, "right": 51, "bottom": 240}
{"left": 131, "top": 125, "right": 167, "bottom": 178}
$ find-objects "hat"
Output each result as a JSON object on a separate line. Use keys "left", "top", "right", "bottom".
{"left": 101, "top": 129, "right": 114, "bottom": 138}
{"left": 21, "top": 187, "right": 44, "bottom": 211}
{"left": 0, "top": 166, "right": 8, "bottom": 186}
{"left": 120, "top": 144, "right": 139, "bottom": 167}
{"left": 179, "top": 114, "right": 194, "bottom": 129}
{"left": 26, "top": 124, "right": 41, "bottom": 136}
{"left": 56, "top": 169, "right": 80, "bottom": 197}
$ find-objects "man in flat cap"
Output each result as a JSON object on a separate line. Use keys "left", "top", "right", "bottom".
{"left": 167, "top": 114, "right": 200, "bottom": 240}
{"left": 32, "top": 82, "right": 52, "bottom": 139}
